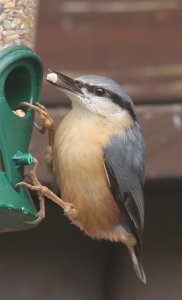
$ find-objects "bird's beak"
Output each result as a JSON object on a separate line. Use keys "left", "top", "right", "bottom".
{"left": 46, "top": 70, "right": 83, "bottom": 94}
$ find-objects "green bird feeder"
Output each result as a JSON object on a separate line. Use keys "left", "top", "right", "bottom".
{"left": 0, "top": 44, "right": 43, "bottom": 231}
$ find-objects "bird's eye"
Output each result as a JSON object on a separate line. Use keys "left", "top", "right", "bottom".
{"left": 96, "top": 88, "right": 105, "bottom": 97}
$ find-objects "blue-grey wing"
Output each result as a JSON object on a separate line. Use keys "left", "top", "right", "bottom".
{"left": 104, "top": 122, "right": 145, "bottom": 244}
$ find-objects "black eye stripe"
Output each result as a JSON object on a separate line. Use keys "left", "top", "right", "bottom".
{"left": 110, "top": 92, "right": 137, "bottom": 120}
{"left": 75, "top": 81, "right": 125, "bottom": 103}
{"left": 75, "top": 81, "right": 136, "bottom": 120}
{"left": 75, "top": 82, "right": 106, "bottom": 96}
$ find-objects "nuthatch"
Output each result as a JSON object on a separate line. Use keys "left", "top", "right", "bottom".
{"left": 18, "top": 71, "right": 146, "bottom": 283}
{"left": 46, "top": 71, "right": 146, "bottom": 283}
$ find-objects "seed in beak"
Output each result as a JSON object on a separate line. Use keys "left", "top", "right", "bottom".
{"left": 47, "top": 72, "right": 58, "bottom": 83}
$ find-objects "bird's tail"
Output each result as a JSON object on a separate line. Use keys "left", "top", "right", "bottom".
{"left": 129, "top": 245, "right": 147, "bottom": 284}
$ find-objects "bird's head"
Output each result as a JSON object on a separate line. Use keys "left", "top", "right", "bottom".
{"left": 46, "top": 71, "right": 136, "bottom": 121}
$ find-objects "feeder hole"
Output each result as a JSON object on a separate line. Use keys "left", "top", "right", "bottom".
{"left": 4, "top": 66, "right": 32, "bottom": 110}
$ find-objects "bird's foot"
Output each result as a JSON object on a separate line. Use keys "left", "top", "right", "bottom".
{"left": 16, "top": 178, "right": 46, "bottom": 225}
{"left": 17, "top": 102, "right": 54, "bottom": 133}
{"left": 16, "top": 160, "right": 46, "bottom": 224}
{"left": 16, "top": 160, "right": 77, "bottom": 219}
{"left": 17, "top": 102, "right": 55, "bottom": 146}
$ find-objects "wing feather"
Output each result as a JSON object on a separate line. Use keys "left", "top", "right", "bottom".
{"left": 103, "top": 122, "right": 145, "bottom": 244}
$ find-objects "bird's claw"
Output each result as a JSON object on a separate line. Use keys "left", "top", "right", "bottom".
{"left": 16, "top": 160, "right": 75, "bottom": 216}
{"left": 17, "top": 102, "right": 54, "bottom": 134}
{"left": 15, "top": 160, "right": 46, "bottom": 223}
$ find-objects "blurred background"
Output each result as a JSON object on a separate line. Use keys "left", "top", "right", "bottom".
{"left": 1, "top": 0, "right": 182, "bottom": 299}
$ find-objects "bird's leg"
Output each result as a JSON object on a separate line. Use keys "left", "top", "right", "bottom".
{"left": 16, "top": 161, "right": 79, "bottom": 223}
{"left": 16, "top": 102, "right": 55, "bottom": 147}
{"left": 17, "top": 102, "right": 54, "bottom": 170}
{"left": 29, "top": 160, "right": 45, "bottom": 224}
{"left": 15, "top": 103, "right": 79, "bottom": 222}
